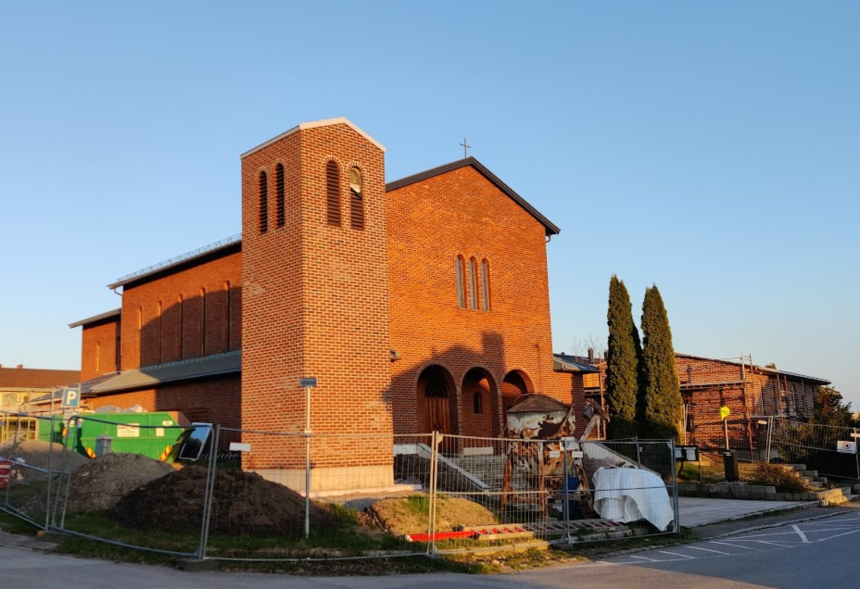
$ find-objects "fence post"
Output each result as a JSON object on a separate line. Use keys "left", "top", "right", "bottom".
{"left": 44, "top": 415, "right": 55, "bottom": 530}
{"left": 426, "top": 430, "right": 441, "bottom": 556}
{"left": 3, "top": 415, "right": 16, "bottom": 510}
{"left": 670, "top": 439, "right": 681, "bottom": 537}
{"left": 765, "top": 417, "right": 773, "bottom": 464}
{"left": 854, "top": 428, "right": 860, "bottom": 480}
{"left": 562, "top": 439, "right": 570, "bottom": 546}
{"left": 197, "top": 424, "right": 219, "bottom": 560}
{"left": 634, "top": 436, "right": 641, "bottom": 468}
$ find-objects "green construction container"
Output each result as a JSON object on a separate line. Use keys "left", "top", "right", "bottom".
{"left": 38, "top": 411, "right": 191, "bottom": 462}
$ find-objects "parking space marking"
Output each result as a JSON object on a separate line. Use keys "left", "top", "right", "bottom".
{"left": 792, "top": 525, "right": 810, "bottom": 543}
{"left": 686, "top": 546, "right": 731, "bottom": 555}
{"left": 658, "top": 550, "right": 695, "bottom": 559}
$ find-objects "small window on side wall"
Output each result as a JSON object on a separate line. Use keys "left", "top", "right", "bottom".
{"left": 481, "top": 259, "right": 490, "bottom": 311}
{"left": 456, "top": 256, "right": 466, "bottom": 308}
{"left": 349, "top": 167, "right": 364, "bottom": 230}
{"left": 259, "top": 171, "right": 268, "bottom": 234}
{"left": 473, "top": 391, "right": 483, "bottom": 414}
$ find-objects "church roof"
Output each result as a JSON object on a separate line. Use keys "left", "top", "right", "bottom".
{"left": 69, "top": 308, "right": 121, "bottom": 329}
{"left": 386, "top": 157, "right": 561, "bottom": 236}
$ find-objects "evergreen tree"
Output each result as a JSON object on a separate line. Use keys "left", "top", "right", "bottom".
{"left": 640, "top": 285, "right": 684, "bottom": 441}
{"left": 605, "top": 276, "right": 642, "bottom": 439}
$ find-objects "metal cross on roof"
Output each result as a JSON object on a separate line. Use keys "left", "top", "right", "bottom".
{"left": 459, "top": 138, "right": 471, "bottom": 158}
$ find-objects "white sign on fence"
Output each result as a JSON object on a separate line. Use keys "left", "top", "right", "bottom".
{"left": 837, "top": 440, "right": 857, "bottom": 454}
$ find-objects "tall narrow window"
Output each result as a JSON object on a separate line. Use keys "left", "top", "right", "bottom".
{"left": 276, "top": 163, "right": 285, "bottom": 228}
{"left": 469, "top": 257, "right": 478, "bottom": 309}
{"left": 326, "top": 161, "right": 341, "bottom": 226}
{"left": 137, "top": 307, "right": 143, "bottom": 365}
{"left": 473, "top": 391, "right": 483, "bottom": 414}
{"left": 95, "top": 342, "right": 100, "bottom": 374}
{"left": 156, "top": 301, "right": 163, "bottom": 364}
{"left": 224, "top": 281, "right": 231, "bottom": 351}
{"left": 349, "top": 167, "right": 364, "bottom": 230}
{"left": 456, "top": 256, "right": 465, "bottom": 308}
{"left": 259, "top": 171, "right": 268, "bottom": 233}
{"left": 481, "top": 259, "right": 490, "bottom": 311}
{"left": 200, "top": 287, "right": 207, "bottom": 356}
{"left": 177, "top": 295, "right": 184, "bottom": 358}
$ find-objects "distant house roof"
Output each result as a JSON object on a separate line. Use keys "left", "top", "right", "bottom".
{"left": 553, "top": 353, "right": 599, "bottom": 374}
{"left": 68, "top": 308, "right": 121, "bottom": 329}
{"left": 0, "top": 367, "right": 81, "bottom": 390}
{"left": 89, "top": 351, "right": 241, "bottom": 395}
{"left": 386, "top": 157, "right": 561, "bottom": 236}
{"left": 28, "top": 372, "right": 120, "bottom": 404}
{"left": 675, "top": 353, "right": 830, "bottom": 385}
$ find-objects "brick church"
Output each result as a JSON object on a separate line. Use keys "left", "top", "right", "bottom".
{"left": 68, "top": 118, "right": 587, "bottom": 489}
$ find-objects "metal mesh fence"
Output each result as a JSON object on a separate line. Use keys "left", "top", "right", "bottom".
{"left": 427, "top": 435, "right": 679, "bottom": 553}
{"left": 53, "top": 414, "right": 215, "bottom": 558}
{"left": 0, "top": 416, "right": 681, "bottom": 560}
{"left": 203, "top": 430, "right": 432, "bottom": 561}
{"left": 0, "top": 412, "right": 65, "bottom": 529}
{"left": 768, "top": 418, "right": 860, "bottom": 479}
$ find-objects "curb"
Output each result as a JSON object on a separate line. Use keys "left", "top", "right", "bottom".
{"left": 686, "top": 500, "right": 820, "bottom": 528}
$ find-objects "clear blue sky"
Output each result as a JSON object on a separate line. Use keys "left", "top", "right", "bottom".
{"left": 1, "top": 2, "right": 858, "bottom": 405}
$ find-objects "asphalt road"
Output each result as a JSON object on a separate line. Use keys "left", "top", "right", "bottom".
{"left": 3, "top": 512, "right": 860, "bottom": 589}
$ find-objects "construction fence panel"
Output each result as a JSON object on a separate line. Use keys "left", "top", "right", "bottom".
{"left": 768, "top": 418, "right": 860, "bottom": 479}
{"left": 53, "top": 414, "right": 215, "bottom": 558}
{"left": 0, "top": 412, "right": 66, "bottom": 530}
{"left": 203, "top": 430, "right": 433, "bottom": 562}
{"left": 427, "top": 435, "right": 679, "bottom": 553}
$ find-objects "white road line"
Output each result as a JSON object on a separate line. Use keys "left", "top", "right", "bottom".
{"left": 792, "top": 525, "right": 811, "bottom": 543}
{"left": 629, "top": 555, "right": 658, "bottom": 562}
{"left": 709, "top": 541, "right": 758, "bottom": 551}
{"left": 814, "top": 528, "right": 860, "bottom": 542}
{"left": 658, "top": 550, "right": 695, "bottom": 559}
{"left": 686, "top": 545, "right": 731, "bottom": 555}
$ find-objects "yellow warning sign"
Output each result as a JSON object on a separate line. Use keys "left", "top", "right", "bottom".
{"left": 720, "top": 406, "right": 731, "bottom": 421}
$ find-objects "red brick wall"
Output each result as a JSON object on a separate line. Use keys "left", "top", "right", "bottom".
{"left": 241, "top": 121, "right": 392, "bottom": 469}
{"left": 87, "top": 374, "right": 241, "bottom": 432}
{"left": 119, "top": 250, "right": 242, "bottom": 370}
{"left": 387, "top": 165, "right": 574, "bottom": 437}
{"left": 81, "top": 318, "right": 120, "bottom": 381}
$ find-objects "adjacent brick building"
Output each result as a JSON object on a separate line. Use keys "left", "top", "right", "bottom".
{"left": 569, "top": 350, "right": 829, "bottom": 451}
{"left": 68, "top": 118, "right": 583, "bottom": 489}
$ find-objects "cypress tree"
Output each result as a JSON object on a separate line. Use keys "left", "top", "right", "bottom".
{"left": 605, "top": 276, "right": 642, "bottom": 439}
{"left": 641, "top": 285, "right": 683, "bottom": 441}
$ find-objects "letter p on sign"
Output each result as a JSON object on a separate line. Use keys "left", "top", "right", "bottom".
{"left": 62, "top": 387, "right": 80, "bottom": 408}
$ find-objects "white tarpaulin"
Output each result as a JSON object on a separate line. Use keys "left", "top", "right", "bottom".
{"left": 592, "top": 466, "right": 674, "bottom": 531}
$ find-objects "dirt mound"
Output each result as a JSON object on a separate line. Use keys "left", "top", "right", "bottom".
{"left": 366, "top": 494, "right": 497, "bottom": 536}
{"left": 113, "top": 467, "right": 337, "bottom": 536}
{"left": 0, "top": 440, "right": 89, "bottom": 480}
{"left": 64, "top": 453, "right": 175, "bottom": 513}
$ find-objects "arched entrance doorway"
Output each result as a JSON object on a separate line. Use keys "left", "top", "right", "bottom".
{"left": 461, "top": 367, "right": 500, "bottom": 438}
{"left": 417, "top": 365, "right": 457, "bottom": 435}
{"left": 501, "top": 369, "right": 534, "bottom": 413}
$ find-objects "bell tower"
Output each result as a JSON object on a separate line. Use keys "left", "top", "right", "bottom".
{"left": 240, "top": 118, "right": 393, "bottom": 490}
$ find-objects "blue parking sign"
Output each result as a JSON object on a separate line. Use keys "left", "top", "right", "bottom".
{"left": 62, "top": 387, "right": 80, "bottom": 408}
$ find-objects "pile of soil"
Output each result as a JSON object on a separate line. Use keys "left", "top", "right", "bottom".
{"left": 366, "top": 494, "right": 497, "bottom": 536}
{"left": 0, "top": 440, "right": 89, "bottom": 479}
{"left": 113, "top": 467, "right": 337, "bottom": 536}
{"left": 64, "top": 453, "right": 175, "bottom": 513}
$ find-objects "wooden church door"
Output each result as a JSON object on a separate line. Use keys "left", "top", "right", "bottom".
{"left": 425, "top": 378, "right": 451, "bottom": 434}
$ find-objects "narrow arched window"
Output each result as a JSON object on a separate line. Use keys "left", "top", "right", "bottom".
{"left": 469, "top": 257, "right": 478, "bottom": 309}
{"left": 224, "top": 281, "right": 231, "bottom": 351}
{"left": 200, "top": 287, "right": 207, "bottom": 356}
{"left": 95, "top": 342, "right": 100, "bottom": 374}
{"left": 259, "top": 171, "right": 268, "bottom": 233}
{"left": 326, "top": 161, "right": 341, "bottom": 226}
{"left": 481, "top": 259, "right": 490, "bottom": 311}
{"left": 156, "top": 301, "right": 163, "bottom": 364}
{"left": 456, "top": 256, "right": 466, "bottom": 308}
{"left": 349, "top": 167, "right": 364, "bottom": 230}
{"left": 177, "top": 294, "right": 184, "bottom": 358}
{"left": 276, "top": 163, "right": 285, "bottom": 228}
{"left": 473, "top": 391, "right": 483, "bottom": 414}
{"left": 137, "top": 307, "right": 143, "bottom": 365}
